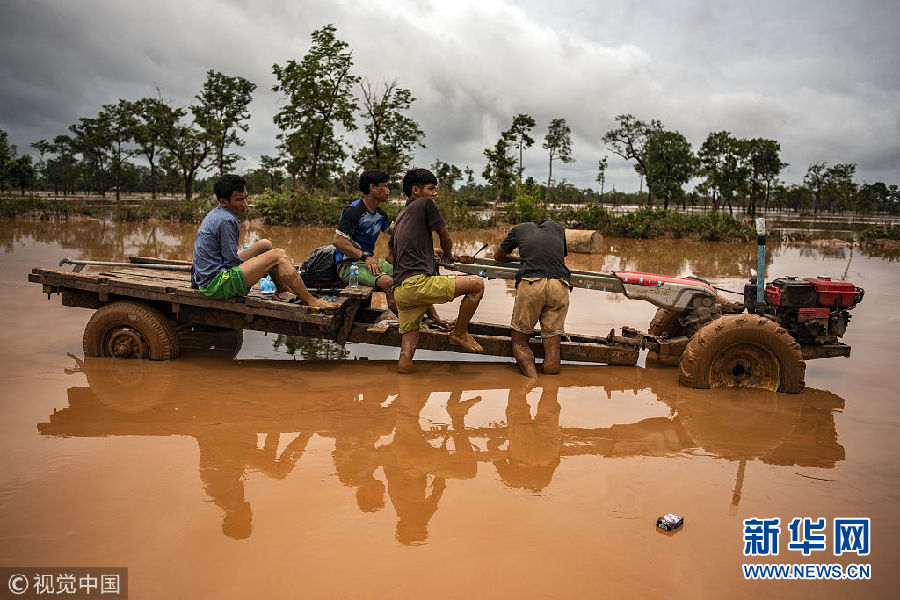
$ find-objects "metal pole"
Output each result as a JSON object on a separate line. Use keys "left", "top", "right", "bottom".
{"left": 755, "top": 218, "right": 766, "bottom": 307}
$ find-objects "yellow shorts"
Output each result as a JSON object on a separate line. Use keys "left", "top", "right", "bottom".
{"left": 510, "top": 278, "right": 570, "bottom": 336}
{"left": 394, "top": 274, "right": 457, "bottom": 334}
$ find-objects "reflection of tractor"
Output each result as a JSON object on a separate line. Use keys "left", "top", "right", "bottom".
{"left": 449, "top": 220, "right": 864, "bottom": 393}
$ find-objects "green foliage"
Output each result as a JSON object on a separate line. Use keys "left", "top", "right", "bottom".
{"left": 192, "top": 70, "right": 257, "bottom": 176}
{"left": 554, "top": 202, "right": 614, "bottom": 231}
{"left": 354, "top": 80, "right": 424, "bottom": 177}
{"left": 542, "top": 117, "right": 574, "bottom": 200}
{"left": 503, "top": 183, "right": 547, "bottom": 223}
{"left": 644, "top": 130, "right": 694, "bottom": 209}
{"left": 0, "top": 194, "right": 94, "bottom": 220}
{"left": 250, "top": 187, "right": 349, "bottom": 226}
{"left": 504, "top": 113, "right": 536, "bottom": 181}
{"left": 434, "top": 194, "right": 491, "bottom": 230}
{"left": 272, "top": 24, "right": 359, "bottom": 190}
{"left": 860, "top": 224, "right": 900, "bottom": 241}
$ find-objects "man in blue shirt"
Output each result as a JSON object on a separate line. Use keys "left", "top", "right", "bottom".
{"left": 191, "top": 174, "right": 335, "bottom": 309}
{"left": 332, "top": 169, "right": 397, "bottom": 311}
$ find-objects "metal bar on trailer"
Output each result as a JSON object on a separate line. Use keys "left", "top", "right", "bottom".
{"left": 441, "top": 257, "right": 626, "bottom": 294}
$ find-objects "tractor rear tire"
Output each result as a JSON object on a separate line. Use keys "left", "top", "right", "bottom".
{"left": 679, "top": 314, "right": 805, "bottom": 393}
{"left": 83, "top": 301, "right": 179, "bottom": 360}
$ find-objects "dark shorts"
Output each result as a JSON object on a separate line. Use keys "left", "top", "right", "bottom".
{"left": 200, "top": 266, "right": 250, "bottom": 299}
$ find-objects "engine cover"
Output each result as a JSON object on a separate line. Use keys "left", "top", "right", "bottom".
{"left": 613, "top": 271, "right": 716, "bottom": 310}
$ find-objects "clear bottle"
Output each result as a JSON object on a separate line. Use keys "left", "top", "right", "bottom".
{"left": 260, "top": 275, "right": 276, "bottom": 295}
{"left": 348, "top": 262, "right": 359, "bottom": 288}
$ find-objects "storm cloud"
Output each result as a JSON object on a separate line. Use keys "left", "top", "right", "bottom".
{"left": 1, "top": 0, "right": 897, "bottom": 191}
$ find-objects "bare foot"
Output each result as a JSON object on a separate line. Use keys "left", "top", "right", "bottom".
{"left": 398, "top": 352, "right": 414, "bottom": 374}
{"left": 449, "top": 332, "right": 483, "bottom": 352}
{"left": 513, "top": 345, "right": 538, "bottom": 378}
{"left": 307, "top": 299, "right": 339, "bottom": 310}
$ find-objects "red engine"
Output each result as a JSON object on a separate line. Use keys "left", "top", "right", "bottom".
{"left": 761, "top": 277, "right": 864, "bottom": 344}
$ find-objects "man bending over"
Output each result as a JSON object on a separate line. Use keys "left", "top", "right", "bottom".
{"left": 388, "top": 168, "right": 485, "bottom": 373}
{"left": 495, "top": 219, "right": 571, "bottom": 377}
{"left": 191, "top": 174, "right": 336, "bottom": 309}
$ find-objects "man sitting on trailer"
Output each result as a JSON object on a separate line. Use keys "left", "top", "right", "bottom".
{"left": 494, "top": 219, "right": 571, "bottom": 377}
{"left": 388, "top": 168, "right": 485, "bottom": 373}
{"left": 332, "top": 169, "right": 398, "bottom": 313}
{"left": 191, "top": 174, "right": 336, "bottom": 309}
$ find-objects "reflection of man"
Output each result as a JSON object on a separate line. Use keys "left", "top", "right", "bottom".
{"left": 380, "top": 383, "right": 480, "bottom": 544}
{"left": 495, "top": 219, "right": 570, "bottom": 377}
{"left": 197, "top": 429, "right": 312, "bottom": 540}
{"left": 191, "top": 174, "right": 335, "bottom": 308}
{"left": 492, "top": 380, "right": 561, "bottom": 492}
{"left": 331, "top": 393, "right": 397, "bottom": 512}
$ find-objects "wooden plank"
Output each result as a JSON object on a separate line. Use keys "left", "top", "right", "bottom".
{"left": 346, "top": 323, "right": 639, "bottom": 364}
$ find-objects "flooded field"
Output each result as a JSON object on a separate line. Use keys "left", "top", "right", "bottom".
{"left": 0, "top": 218, "right": 898, "bottom": 599}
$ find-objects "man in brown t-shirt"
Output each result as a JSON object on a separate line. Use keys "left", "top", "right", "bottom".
{"left": 388, "top": 169, "right": 485, "bottom": 373}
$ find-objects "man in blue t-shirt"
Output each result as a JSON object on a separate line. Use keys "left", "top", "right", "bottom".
{"left": 332, "top": 169, "right": 397, "bottom": 311}
{"left": 191, "top": 174, "right": 335, "bottom": 309}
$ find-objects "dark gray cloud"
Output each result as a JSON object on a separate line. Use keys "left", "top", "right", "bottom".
{"left": 1, "top": 0, "right": 897, "bottom": 191}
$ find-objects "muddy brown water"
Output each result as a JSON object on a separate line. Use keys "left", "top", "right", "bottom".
{"left": 0, "top": 219, "right": 898, "bottom": 599}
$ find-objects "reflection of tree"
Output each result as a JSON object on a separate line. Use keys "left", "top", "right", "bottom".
{"left": 272, "top": 334, "right": 350, "bottom": 360}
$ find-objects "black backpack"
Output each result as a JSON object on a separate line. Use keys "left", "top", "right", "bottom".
{"left": 299, "top": 244, "right": 342, "bottom": 287}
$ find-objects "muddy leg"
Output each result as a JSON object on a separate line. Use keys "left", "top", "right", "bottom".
{"left": 541, "top": 334, "right": 562, "bottom": 375}
{"left": 511, "top": 330, "right": 538, "bottom": 378}
{"left": 449, "top": 276, "right": 484, "bottom": 352}
{"left": 398, "top": 330, "right": 418, "bottom": 374}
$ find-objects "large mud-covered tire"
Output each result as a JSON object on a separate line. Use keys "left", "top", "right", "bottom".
{"left": 83, "top": 301, "right": 179, "bottom": 360}
{"left": 648, "top": 308, "right": 690, "bottom": 338}
{"left": 679, "top": 314, "right": 805, "bottom": 393}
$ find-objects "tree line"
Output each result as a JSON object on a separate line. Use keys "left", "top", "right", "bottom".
{"left": 1, "top": 23, "right": 897, "bottom": 216}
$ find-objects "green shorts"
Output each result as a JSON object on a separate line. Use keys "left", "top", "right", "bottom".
{"left": 394, "top": 274, "right": 457, "bottom": 334}
{"left": 338, "top": 259, "right": 394, "bottom": 288}
{"left": 199, "top": 266, "right": 250, "bottom": 299}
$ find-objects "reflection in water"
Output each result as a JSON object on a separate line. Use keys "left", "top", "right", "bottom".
{"left": 41, "top": 355, "right": 846, "bottom": 544}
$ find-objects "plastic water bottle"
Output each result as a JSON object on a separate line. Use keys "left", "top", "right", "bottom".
{"left": 260, "top": 275, "right": 276, "bottom": 295}
{"left": 348, "top": 262, "right": 359, "bottom": 288}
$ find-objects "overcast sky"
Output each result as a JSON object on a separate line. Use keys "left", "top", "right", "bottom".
{"left": 1, "top": 0, "right": 898, "bottom": 192}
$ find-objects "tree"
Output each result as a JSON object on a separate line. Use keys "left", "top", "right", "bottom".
{"left": 596, "top": 156, "right": 608, "bottom": 199}
{"left": 134, "top": 96, "right": 181, "bottom": 199}
{"left": 602, "top": 114, "right": 662, "bottom": 204}
{"left": 100, "top": 99, "right": 139, "bottom": 201}
{"left": 162, "top": 115, "right": 210, "bottom": 200}
{"left": 431, "top": 159, "right": 463, "bottom": 194}
{"left": 354, "top": 79, "right": 424, "bottom": 177}
{"left": 192, "top": 70, "right": 257, "bottom": 176}
{"left": 32, "top": 135, "right": 79, "bottom": 195}
{"left": 8, "top": 154, "right": 35, "bottom": 195}
{"left": 259, "top": 154, "right": 285, "bottom": 190}
{"left": 272, "top": 24, "right": 359, "bottom": 190}
{"left": 804, "top": 162, "right": 827, "bottom": 215}
{"left": 503, "top": 113, "right": 536, "bottom": 182}
{"left": 822, "top": 163, "right": 857, "bottom": 213}
{"left": 69, "top": 114, "right": 113, "bottom": 195}
{"left": 644, "top": 130, "right": 695, "bottom": 210}
{"left": 482, "top": 137, "right": 516, "bottom": 205}
{"left": 745, "top": 138, "right": 786, "bottom": 216}
{"left": 542, "top": 118, "right": 574, "bottom": 203}
{"left": 698, "top": 131, "right": 748, "bottom": 215}
{"left": 0, "top": 130, "right": 17, "bottom": 193}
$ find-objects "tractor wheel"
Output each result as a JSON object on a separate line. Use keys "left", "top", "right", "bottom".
{"left": 83, "top": 301, "right": 179, "bottom": 360}
{"left": 648, "top": 308, "right": 690, "bottom": 338}
{"left": 678, "top": 314, "right": 805, "bottom": 393}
